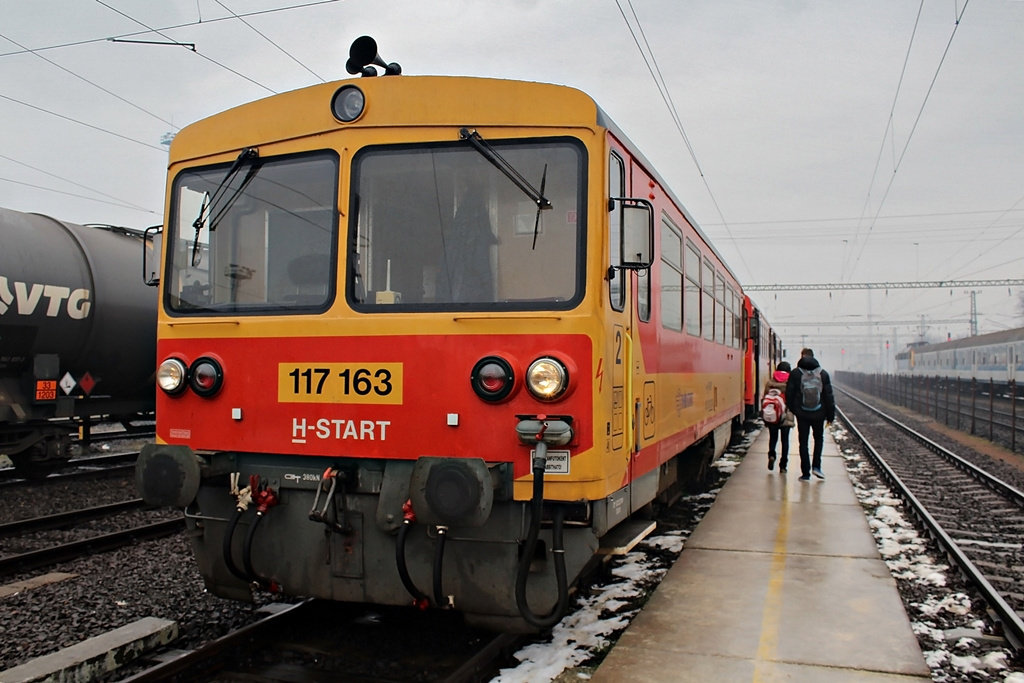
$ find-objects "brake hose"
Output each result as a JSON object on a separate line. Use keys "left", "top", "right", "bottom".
{"left": 515, "top": 443, "right": 569, "bottom": 629}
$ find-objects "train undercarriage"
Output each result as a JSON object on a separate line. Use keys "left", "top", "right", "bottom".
{"left": 137, "top": 419, "right": 737, "bottom": 631}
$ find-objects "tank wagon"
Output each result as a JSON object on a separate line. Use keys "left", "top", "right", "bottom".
{"left": 135, "top": 37, "right": 775, "bottom": 631}
{"left": 0, "top": 207, "right": 157, "bottom": 476}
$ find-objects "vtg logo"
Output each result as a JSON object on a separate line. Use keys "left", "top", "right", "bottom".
{"left": 0, "top": 275, "right": 91, "bottom": 319}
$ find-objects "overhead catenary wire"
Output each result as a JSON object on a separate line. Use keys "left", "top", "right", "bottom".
{"left": 843, "top": 0, "right": 971, "bottom": 282}
{"left": 932, "top": 193, "right": 1024, "bottom": 282}
{"left": 703, "top": 207, "right": 1024, "bottom": 228}
{"left": 745, "top": 278, "right": 1024, "bottom": 292}
{"left": 0, "top": 176, "right": 159, "bottom": 213}
{"left": 0, "top": 0, "right": 342, "bottom": 59}
{"left": 0, "top": 92, "right": 165, "bottom": 152}
{"left": 0, "top": 152, "right": 154, "bottom": 213}
{"left": 0, "top": 0, "right": 341, "bottom": 209}
{"left": 613, "top": 0, "right": 752, "bottom": 281}
{"left": 0, "top": 31, "right": 179, "bottom": 129}
{"left": 214, "top": 0, "right": 326, "bottom": 83}
{"left": 93, "top": 0, "right": 277, "bottom": 95}
{"left": 842, "top": 0, "right": 925, "bottom": 284}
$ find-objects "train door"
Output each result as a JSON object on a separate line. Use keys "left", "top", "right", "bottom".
{"left": 627, "top": 160, "right": 658, "bottom": 515}
{"left": 607, "top": 148, "right": 655, "bottom": 515}
{"left": 1009, "top": 344, "right": 1016, "bottom": 382}
{"left": 751, "top": 308, "right": 764, "bottom": 409}
{"left": 607, "top": 152, "right": 630, "bottom": 460}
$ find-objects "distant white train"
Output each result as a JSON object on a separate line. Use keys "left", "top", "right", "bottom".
{"left": 894, "top": 327, "right": 1024, "bottom": 385}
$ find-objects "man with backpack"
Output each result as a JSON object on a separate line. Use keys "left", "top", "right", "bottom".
{"left": 785, "top": 348, "right": 835, "bottom": 481}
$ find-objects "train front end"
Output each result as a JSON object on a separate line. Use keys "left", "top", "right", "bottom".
{"left": 136, "top": 73, "right": 647, "bottom": 630}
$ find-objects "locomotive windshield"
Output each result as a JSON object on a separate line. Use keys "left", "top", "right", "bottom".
{"left": 348, "top": 137, "right": 585, "bottom": 311}
{"left": 166, "top": 151, "right": 339, "bottom": 314}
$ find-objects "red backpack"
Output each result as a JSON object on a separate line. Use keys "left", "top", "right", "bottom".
{"left": 761, "top": 388, "right": 785, "bottom": 425}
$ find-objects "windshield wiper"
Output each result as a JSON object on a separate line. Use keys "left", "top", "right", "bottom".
{"left": 191, "top": 147, "right": 260, "bottom": 266}
{"left": 459, "top": 128, "right": 551, "bottom": 249}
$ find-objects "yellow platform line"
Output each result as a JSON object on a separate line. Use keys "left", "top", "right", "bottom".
{"left": 753, "top": 480, "right": 790, "bottom": 681}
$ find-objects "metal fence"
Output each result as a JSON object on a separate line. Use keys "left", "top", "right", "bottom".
{"left": 836, "top": 371, "right": 1022, "bottom": 455}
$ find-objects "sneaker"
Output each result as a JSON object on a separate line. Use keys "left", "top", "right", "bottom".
{"left": 768, "top": 455, "right": 776, "bottom": 471}
{"left": 779, "top": 467, "right": 787, "bottom": 473}
{"left": 812, "top": 468, "right": 825, "bottom": 480}
{"left": 798, "top": 475, "right": 810, "bottom": 481}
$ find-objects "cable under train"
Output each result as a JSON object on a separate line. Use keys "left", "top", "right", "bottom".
{"left": 136, "top": 37, "right": 781, "bottom": 631}
{"left": 0, "top": 206, "right": 157, "bottom": 477}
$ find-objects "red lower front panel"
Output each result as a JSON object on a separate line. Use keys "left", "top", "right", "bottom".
{"left": 157, "top": 333, "right": 593, "bottom": 477}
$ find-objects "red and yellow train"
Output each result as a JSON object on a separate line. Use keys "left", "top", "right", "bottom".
{"left": 136, "top": 37, "right": 780, "bottom": 631}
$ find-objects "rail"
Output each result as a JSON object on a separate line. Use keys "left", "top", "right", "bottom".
{"left": 837, "top": 390, "right": 1024, "bottom": 651}
{"left": 0, "top": 519, "right": 184, "bottom": 578}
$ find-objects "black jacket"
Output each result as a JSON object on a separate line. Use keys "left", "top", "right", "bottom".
{"left": 785, "top": 356, "right": 835, "bottom": 423}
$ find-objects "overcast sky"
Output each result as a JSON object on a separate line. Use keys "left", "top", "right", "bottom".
{"left": 2, "top": 0, "right": 1022, "bottom": 371}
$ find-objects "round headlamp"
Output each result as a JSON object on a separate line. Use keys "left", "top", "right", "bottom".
{"left": 331, "top": 85, "right": 365, "bottom": 122}
{"left": 157, "top": 358, "right": 188, "bottom": 396}
{"left": 526, "top": 357, "right": 568, "bottom": 402}
{"left": 189, "top": 357, "right": 223, "bottom": 397}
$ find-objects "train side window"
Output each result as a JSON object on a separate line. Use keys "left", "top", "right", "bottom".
{"left": 734, "top": 288, "right": 742, "bottom": 348}
{"left": 608, "top": 152, "right": 625, "bottom": 312}
{"left": 715, "top": 270, "right": 726, "bottom": 346}
{"left": 725, "top": 285, "right": 736, "bottom": 348}
{"left": 660, "top": 216, "right": 682, "bottom": 331}
{"left": 637, "top": 266, "right": 651, "bottom": 322}
{"left": 684, "top": 240, "right": 700, "bottom": 336}
{"left": 702, "top": 258, "right": 715, "bottom": 342}
{"left": 737, "top": 290, "right": 745, "bottom": 350}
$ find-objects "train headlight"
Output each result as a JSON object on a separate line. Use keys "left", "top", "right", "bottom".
{"left": 471, "top": 356, "right": 515, "bottom": 402}
{"left": 331, "top": 85, "right": 365, "bottom": 122}
{"left": 157, "top": 358, "right": 188, "bottom": 396}
{"left": 189, "top": 357, "right": 223, "bottom": 397}
{"left": 526, "top": 357, "right": 568, "bottom": 402}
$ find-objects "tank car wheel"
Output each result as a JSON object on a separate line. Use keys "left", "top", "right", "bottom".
{"left": 8, "top": 438, "right": 71, "bottom": 480}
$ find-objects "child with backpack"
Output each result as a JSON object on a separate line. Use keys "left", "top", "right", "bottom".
{"left": 785, "top": 348, "right": 836, "bottom": 481}
{"left": 761, "top": 361, "right": 794, "bottom": 471}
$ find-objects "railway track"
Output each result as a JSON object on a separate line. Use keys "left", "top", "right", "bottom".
{"left": 0, "top": 451, "right": 139, "bottom": 485}
{"left": 120, "top": 599, "right": 523, "bottom": 683}
{"left": 1, "top": 431, "right": 751, "bottom": 681}
{"left": 841, "top": 372, "right": 1024, "bottom": 454}
{"left": 0, "top": 501, "right": 182, "bottom": 578}
{"left": 837, "top": 388, "right": 1024, "bottom": 650}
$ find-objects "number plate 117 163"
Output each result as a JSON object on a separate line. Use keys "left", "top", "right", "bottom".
{"left": 278, "top": 363, "right": 403, "bottom": 404}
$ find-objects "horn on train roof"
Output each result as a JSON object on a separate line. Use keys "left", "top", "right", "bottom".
{"left": 346, "top": 35, "right": 402, "bottom": 77}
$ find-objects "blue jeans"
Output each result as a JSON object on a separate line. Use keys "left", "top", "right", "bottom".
{"left": 796, "top": 416, "right": 825, "bottom": 477}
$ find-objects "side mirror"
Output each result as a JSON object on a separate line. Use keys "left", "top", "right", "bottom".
{"left": 620, "top": 200, "right": 654, "bottom": 269}
{"left": 143, "top": 225, "right": 163, "bottom": 287}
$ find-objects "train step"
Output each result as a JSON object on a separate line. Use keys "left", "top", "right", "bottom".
{"left": 598, "top": 519, "right": 656, "bottom": 555}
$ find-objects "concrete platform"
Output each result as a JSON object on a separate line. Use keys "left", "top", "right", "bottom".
{"left": 0, "top": 617, "right": 178, "bottom": 683}
{"left": 591, "top": 426, "right": 932, "bottom": 682}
